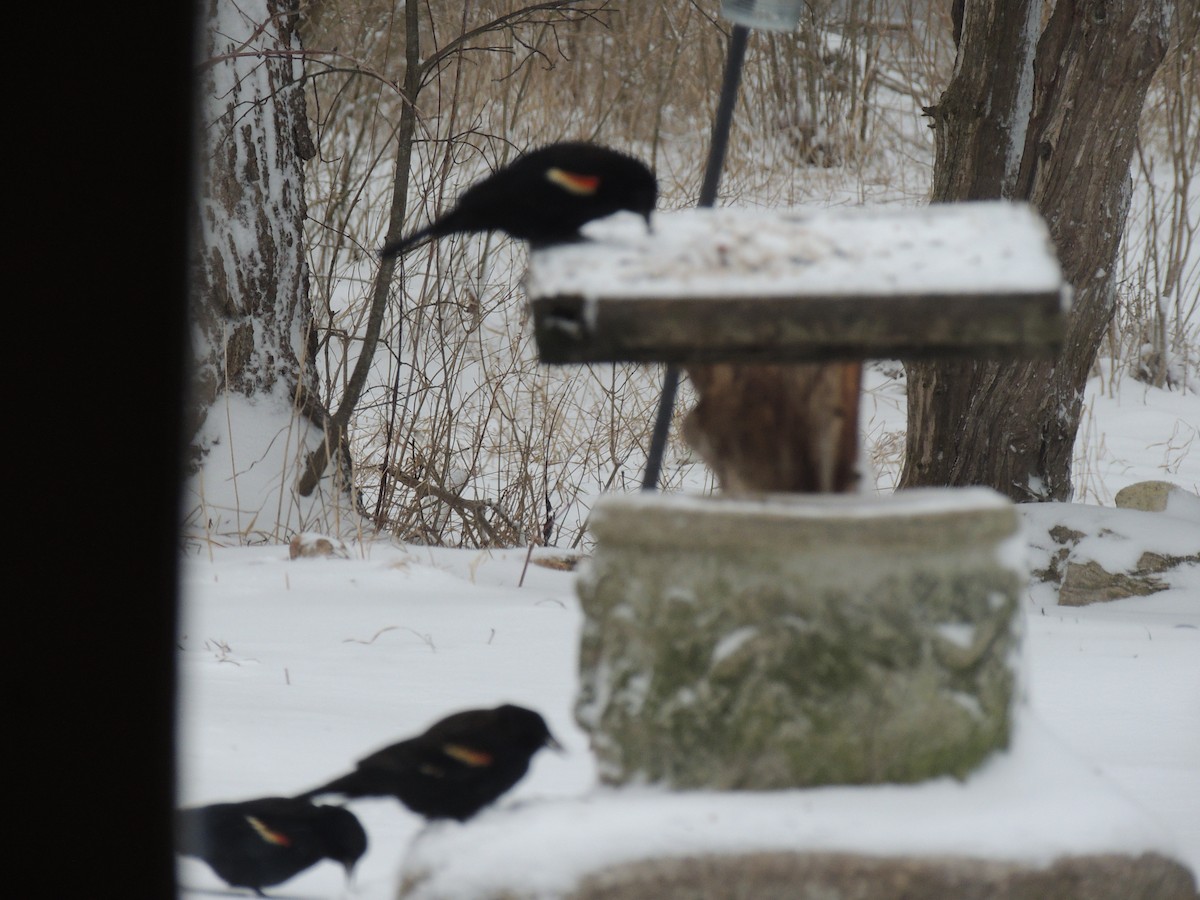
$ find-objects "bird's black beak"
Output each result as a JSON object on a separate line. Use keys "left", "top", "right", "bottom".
{"left": 545, "top": 733, "right": 565, "bottom": 753}
{"left": 643, "top": 209, "right": 654, "bottom": 234}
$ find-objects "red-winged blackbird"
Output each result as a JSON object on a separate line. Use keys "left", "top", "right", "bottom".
{"left": 380, "top": 141, "right": 657, "bottom": 257}
{"left": 176, "top": 796, "right": 367, "bottom": 897}
{"left": 298, "top": 703, "right": 562, "bottom": 821}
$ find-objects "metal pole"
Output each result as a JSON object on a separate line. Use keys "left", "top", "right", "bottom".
{"left": 642, "top": 24, "right": 750, "bottom": 491}
{"left": 698, "top": 25, "right": 750, "bottom": 209}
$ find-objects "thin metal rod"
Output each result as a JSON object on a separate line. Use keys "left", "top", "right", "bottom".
{"left": 699, "top": 24, "right": 750, "bottom": 209}
{"left": 642, "top": 24, "right": 749, "bottom": 492}
{"left": 640, "top": 364, "right": 682, "bottom": 490}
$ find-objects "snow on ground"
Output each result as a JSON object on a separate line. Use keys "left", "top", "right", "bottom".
{"left": 178, "top": 367, "right": 1199, "bottom": 898}
{"left": 396, "top": 710, "right": 1188, "bottom": 899}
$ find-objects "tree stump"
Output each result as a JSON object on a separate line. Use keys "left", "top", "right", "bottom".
{"left": 682, "top": 361, "right": 863, "bottom": 493}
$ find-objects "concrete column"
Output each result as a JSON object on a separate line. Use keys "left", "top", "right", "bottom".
{"left": 575, "top": 488, "right": 1023, "bottom": 788}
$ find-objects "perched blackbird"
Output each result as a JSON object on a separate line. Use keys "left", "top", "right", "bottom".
{"left": 380, "top": 141, "right": 657, "bottom": 257}
{"left": 176, "top": 796, "right": 367, "bottom": 896}
{"left": 299, "top": 703, "right": 562, "bottom": 821}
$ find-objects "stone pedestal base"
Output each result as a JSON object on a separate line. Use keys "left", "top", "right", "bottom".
{"left": 566, "top": 852, "right": 1197, "bottom": 900}
{"left": 575, "top": 488, "right": 1022, "bottom": 788}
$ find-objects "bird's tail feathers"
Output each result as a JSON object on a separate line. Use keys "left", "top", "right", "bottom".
{"left": 379, "top": 225, "right": 436, "bottom": 259}
{"left": 295, "top": 767, "right": 400, "bottom": 801}
{"left": 174, "top": 808, "right": 207, "bottom": 857}
{"left": 295, "top": 772, "right": 363, "bottom": 801}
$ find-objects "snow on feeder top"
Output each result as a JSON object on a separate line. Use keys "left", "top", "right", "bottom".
{"left": 720, "top": 0, "right": 805, "bottom": 31}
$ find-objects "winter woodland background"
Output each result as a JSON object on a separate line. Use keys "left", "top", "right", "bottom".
{"left": 186, "top": 0, "right": 1198, "bottom": 547}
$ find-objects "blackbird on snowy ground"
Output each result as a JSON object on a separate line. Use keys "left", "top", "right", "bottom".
{"left": 298, "top": 703, "right": 562, "bottom": 822}
{"left": 380, "top": 141, "right": 657, "bottom": 257}
{"left": 176, "top": 796, "right": 367, "bottom": 897}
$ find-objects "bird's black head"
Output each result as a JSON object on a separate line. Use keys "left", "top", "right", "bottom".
{"left": 316, "top": 805, "right": 368, "bottom": 875}
{"left": 585, "top": 147, "right": 656, "bottom": 227}
{"left": 621, "top": 166, "right": 658, "bottom": 229}
{"left": 494, "top": 703, "right": 563, "bottom": 754}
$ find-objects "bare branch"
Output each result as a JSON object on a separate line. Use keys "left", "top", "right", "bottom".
{"left": 418, "top": 1, "right": 611, "bottom": 85}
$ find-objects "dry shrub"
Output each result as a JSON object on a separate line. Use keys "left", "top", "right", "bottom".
{"left": 1110, "top": 3, "right": 1199, "bottom": 392}
{"left": 297, "top": 0, "right": 1194, "bottom": 546}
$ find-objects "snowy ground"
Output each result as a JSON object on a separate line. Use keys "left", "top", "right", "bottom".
{"left": 177, "top": 367, "right": 1200, "bottom": 899}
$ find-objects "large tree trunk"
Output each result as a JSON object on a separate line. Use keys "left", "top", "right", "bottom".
{"left": 188, "top": 0, "right": 354, "bottom": 539}
{"left": 191, "top": 0, "right": 319, "bottom": 440}
{"left": 900, "top": 0, "right": 1173, "bottom": 501}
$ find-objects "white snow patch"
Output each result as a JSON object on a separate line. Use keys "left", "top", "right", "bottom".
{"left": 527, "top": 203, "right": 1063, "bottom": 301}
{"left": 711, "top": 626, "right": 759, "bottom": 664}
{"left": 397, "top": 713, "right": 1181, "bottom": 900}
{"left": 178, "top": 506, "right": 1200, "bottom": 899}
{"left": 595, "top": 485, "right": 1015, "bottom": 522}
{"left": 935, "top": 622, "right": 976, "bottom": 649}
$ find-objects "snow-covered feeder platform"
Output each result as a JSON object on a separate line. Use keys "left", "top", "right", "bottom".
{"left": 574, "top": 488, "right": 1023, "bottom": 790}
{"left": 525, "top": 202, "right": 1066, "bottom": 364}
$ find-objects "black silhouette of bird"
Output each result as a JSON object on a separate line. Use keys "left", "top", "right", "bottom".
{"left": 298, "top": 703, "right": 562, "bottom": 821}
{"left": 176, "top": 796, "right": 367, "bottom": 896}
{"left": 380, "top": 141, "right": 657, "bottom": 257}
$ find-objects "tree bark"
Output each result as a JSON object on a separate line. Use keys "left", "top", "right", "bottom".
{"left": 683, "top": 362, "right": 863, "bottom": 494}
{"left": 190, "top": 0, "right": 325, "bottom": 470}
{"left": 900, "top": 0, "right": 1173, "bottom": 501}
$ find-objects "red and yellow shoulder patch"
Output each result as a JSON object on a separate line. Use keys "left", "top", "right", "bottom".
{"left": 442, "top": 743, "right": 494, "bottom": 767}
{"left": 245, "top": 816, "right": 291, "bottom": 846}
{"left": 545, "top": 168, "right": 601, "bottom": 195}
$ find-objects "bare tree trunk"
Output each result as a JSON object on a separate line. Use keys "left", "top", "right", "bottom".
{"left": 187, "top": 0, "right": 363, "bottom": 540}
{"left": 900, "top": 0, "right": 1174, "bottom": 501}
{"left": 190, "top": 0, "right": 323, "bottom": 462}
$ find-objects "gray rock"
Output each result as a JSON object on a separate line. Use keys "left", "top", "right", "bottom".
{"left": 1058, "top": 558, "right": 1168, "bottom": 606}
{"left": 1115, "top": 481, "right": 1200, "bottom": 522}
{"left": 1021, "top": 500, "right": 1200, "bottom": 606}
